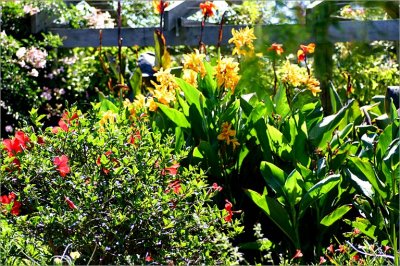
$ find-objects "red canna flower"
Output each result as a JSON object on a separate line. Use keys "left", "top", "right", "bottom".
{"left": 0, "top": 192, "right": 21, "bottom": 216}
{"left": 64, "top": 196, "right": 77, "bottom": 210}
{"left": 166, "top": 179, "right": 181, "bottom": 194}
{"left": 292, "top": 249, "right": 303, "bottom": 259}
{"left": 212, "top": 182, "right": 223, "bottom": 192}
{"left": 53, "top": 155, "right": 70, "bottom": 177}
{"left": 161, "top": 163, "right": 180, "bottom": 176}
{"left": 52, "top": 111, "right": 79, "bottom": 133}
{"left": 200, "top": 1, "right": 216, "bottom": 17}
{"left": 268, "top": 43, "right": 284, "bottom": 55}
{"left": 319, "top": 256, "right": 327, "bottom": 264}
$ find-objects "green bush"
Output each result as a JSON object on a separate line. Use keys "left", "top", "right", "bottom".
{"left": 0, "top": 102, "right": 243, "bottom": 265}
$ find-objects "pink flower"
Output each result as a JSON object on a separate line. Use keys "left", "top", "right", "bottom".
{"left": 292, "top": 249, "right": 303, "bottom": 259}
{"left": 53, "top": 155, "right": 70, "bottom": 177}
{"left": 212, "top": 182, "right": 223, "bottom": 192}
{"left": 64, "top": 196, "right": 77, "bottom": 210}
{"left": 319, "top": 256, "right": 326, "bottom": 264}
{"left": 327, "top": 244, "right": 334, "bottom": 254}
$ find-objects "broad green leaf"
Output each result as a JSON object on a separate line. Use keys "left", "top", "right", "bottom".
{"left": 175, "top": 127, "right": 184, "bottom": 153}
{"left": 329, "top": 82, "right": 343, "bottom": 113}
{"left": 99, "top": 98, "right": 118, "bottom": 114}
{"left": 347, "top": 157, "right": 387, "bottom": 199}
{"left": 330, "top": 123, "right": 353, "bottom": 150}
{"left": 202, "top": 61, "right": 217, "bottom": 96}
{"left": 320, "top": 205, "right": 352, "bottom": 227}
{"left": 345, "top": 169, "right": 374, "bottom": 200}
{"left": 254, "top": 119, "right": 272, "bottom": 161}
{"left": 156, "top": 104, "right": 190, "bottom": 128}
{"left": 240, "top": 96, "right": 254, "bottom": 117}
{"left": 383, "top": 139, "right": 400, "bottom": 171}
{"left": 301, "top": 101, "right": 323, "bottom": 130}
{"left": 284, "top": 170, "right": 303, "bottom": 206}
{"left": 189, "top": 104, "right": 207, "bottom": 141}
{"left": 299, "top": 174, "right": 341, "bottom": 218}
{"left": 220, "top": 99, "right": 240, "bottom": 123}
{"left": 352, "top": 217, "right": 377, "bottom": 240}
{"left": 246, "top": 189, "right": 297, "bottom": 246}
{"left": 129, "top": 68, "right": 142, "bottom": 97}
{"left": 260, "top": 161, "right": 286, "bottom": 195}
{"left": 273, "top": 83, "right": 290, "bottom": 118}
{"left": 177, "top": 93, "right": 190, "bottom": 117}
{"left": 196, "top": 141, "right": 220, "bottom": 176}
{"left": 309, "top": 99, "right": 354, "bottom": 149}
{"left": 175, "top": 77, "right": 205, "bottom": 117}
{"left": 267, "top": 124, "right": 292, "bottom": 160}
{"left": 293, "top": 115, "right": 310, "bottom": 166}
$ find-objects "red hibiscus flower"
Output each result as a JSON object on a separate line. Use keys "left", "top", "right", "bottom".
{"left": 0, "top": 192, "right": 21, "bottom": 216}
{"left": 200, "top": 1, "right": 216, "bottom": 17}
{"left": 3, "top": 131, "right": 30, "bottom": 157}
{"left": 161, "top": 163, "right": 180, "bottom": 176}
{"left": 292, "top": 249, "right": 303, "bottom": 259}
{"left": 52, "top": 111, "right": 79, "bottom": 133}
{"left": 96, "top": 151, "right": 118, "bottom": 175}
{"left": 64, "top": 196, "right": 77, "bottom": 210}
{"left": 53, "top": 155, "right": 70, "bottom": 177}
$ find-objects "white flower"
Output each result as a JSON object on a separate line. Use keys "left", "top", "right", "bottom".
{"left": 70, "top": 251, "right": 81, "bottom": 260}
{"left": 16, "top": 47, "right": 26, "bottom": 58}
{"left": 53, "top": 257, "right": 62, "bottom": 264}
{"left": 28, "top": 69, "right": 39, "bottom": 77}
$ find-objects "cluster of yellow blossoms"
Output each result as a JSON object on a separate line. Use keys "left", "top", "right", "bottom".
{"left": 182, "top": 49, "right": 206, "bottom": 88}
{"left": 217, "top": 122, "right": 240, "bottom": 150}
{"left": 148, "top": 68, "right": 179, "bottom": 111}
{"left": 229, "top": 26, "right": 256, "bottom": 57}
{"left": 280, "top": 60, "right": 321, "bottom": 96}
{"left": 214, "top": 57, "right": 240, "bottom": 94}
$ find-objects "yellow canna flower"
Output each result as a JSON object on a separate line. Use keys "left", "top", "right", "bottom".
{"left": 182, "top": 69, "right": 198, "bottom": 87}
{"left": 280, "top": 60, "right": 308, "bottom": 87}
{"left": 147, "top": 98, "right": 158, "bottom": 112}
{"left": 182, "top": 49, "right": 206, "bottom": 78}
{"left": 306, "top": 77, "right": 321, "bottom": 96}
{"left": 153, "top": 84, "right": 176, "bottom": 105}
{"left": 228, "top": 26, "right": 256, "bottom": 57}
{"left": 153, "top": 67, "right": 179, "bottom": 91}
{"left": 217, "top": 122, "right": 240, "bottom": 149}
{"left": 214, "top": 57, "right": 240, "bottom": 93}
{"left": 99, "top": 110, "right": 117, "bottom": 127}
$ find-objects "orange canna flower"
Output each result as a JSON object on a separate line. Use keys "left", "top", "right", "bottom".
{"left": 297, "top": 43, "right": 315, "bottom": 62}
{"left": 153, "top": 0, "right": 169, "bottom": 14}
{"left": 200, "top": 1, "right": 216, "bottom": 17}
{"left": 268, "top": 43, "right": 284, "bottom": 55}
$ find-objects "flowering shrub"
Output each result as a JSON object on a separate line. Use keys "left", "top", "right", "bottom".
{"left": 0, "top": 102, "right": 243, "bottom": 265}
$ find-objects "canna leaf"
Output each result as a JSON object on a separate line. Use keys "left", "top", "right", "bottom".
{"left": 245, "top": 189, "right": 297, "bottom": 246}
{"left": 260, "top": 161, "right": 286, "bottom": 196}
{"left": 156, "top": 104, "right": 190, "bottom": 128}
{"left": 329, "top": 82, "right": 343, "bottom": 113}
{"left": 320, "top": 205, "right": 352, "bottom": 227}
